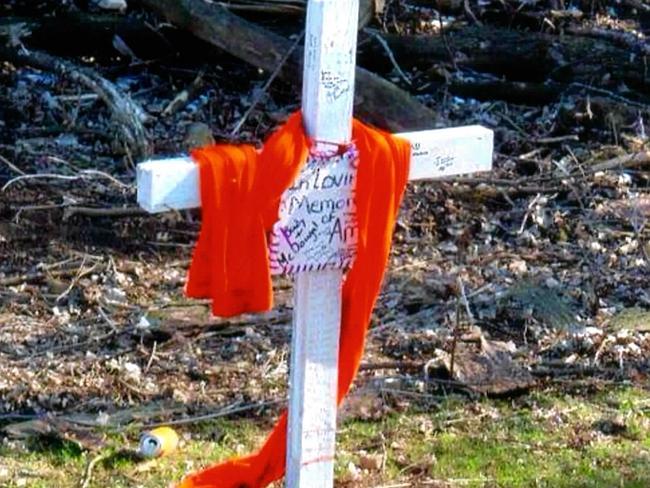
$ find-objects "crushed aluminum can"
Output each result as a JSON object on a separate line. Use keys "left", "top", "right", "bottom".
{"left": 138, "top": 426, "right": 179, "bottom": 458}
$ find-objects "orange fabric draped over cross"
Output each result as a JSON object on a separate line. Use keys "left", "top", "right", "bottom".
{"left": 180, "top": 111, "right": 410, "bottom": 488}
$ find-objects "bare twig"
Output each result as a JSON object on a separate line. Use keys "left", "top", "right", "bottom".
{"left": 162, "top": 71, "right": 205, "bottom": 117}
{"left": 365, "top": 28, "right": 412, "bottom": 85}
{"left": 585, "top": 151, "right": 650, "bottom": 174}
{"left": 0, "top": 154, "right": 26, "bottom": 175}
{"left": 2, "top": 170, "right": 131, "bottom": 192}
{"left": 534, "top": 135, "right": 580, "bottom": 144}
{"left": 359, "top": 360, "right": 422, "bottom": 371}
{"left": 55, "top": 255, "right": 92, "bottom": 303}
{"left": 79, "top": 452, "right": 111, "bottom": 488}
{"left": 144, "top": 341, "right": 157, "bottom": 374}
{"left": 230, "top": 31, "right": 305, "bottom": 137}
{"left": 518, "top": 193, "right": 542, "bottom": 234}
{"left": 463, "top": 0, "right": 482, "bottom": 26}
{"left": 449, "top": 294, "right": 461, "bottom": 377}
{"left": 0, "top": 264, "right": 101, "bottom": 287}
{"left": 15, "top": 326, "right": 129, "bottom": 361}
{"left": 78, "top": 170, "right": 132, "bottom": 189}
{"left": 569, "top": 82, "right": 647, "bottom": 110}
{"left": 62, "top": 206, "right": 146, "bottom": 221}
{"left": 13, "top": 204, "right": 66, "bottom": 220}
{"left": 97, "top": 306, "right": 119, "bottom": 332}
{"left": 2, "top": 173, "right": 79, "bottom": 191}
{"left": 457, "top": 277, "right": 475, "bottom": 325}
{"left": 55, "top": 93, "right": 100, "bottom": 102}
{"left": 143, "top": 400, "right": 283, "bottom": 428}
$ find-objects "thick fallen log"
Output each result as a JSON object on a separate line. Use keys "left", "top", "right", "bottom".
{"left": 361, "top": 26, "right": 650, "bottom": 102}
{"left": 209, "top": 0, "right": 377, "bottom": 27}
{"left": 0, "top": 12, "right": 169, "bottom": 60}
{"left": 1, "top": 1, "right": 376, "bottom": 59}
{"left": 138, "top": 0, "right": 437, "bottom": 131}
{"left": 567, "top": 25, "right": 650, "bottom": 55}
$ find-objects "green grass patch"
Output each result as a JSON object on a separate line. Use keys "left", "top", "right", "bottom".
{"left": 1, "top": 386, "right": 649, "bottom": 487}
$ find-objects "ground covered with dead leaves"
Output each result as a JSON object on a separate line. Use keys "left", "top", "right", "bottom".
{"left": 0, "top": 1, "right": 649, "bottom": 487}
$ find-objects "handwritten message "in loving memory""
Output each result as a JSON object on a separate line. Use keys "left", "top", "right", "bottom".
{"left": 269, "top": 148, "right": 358, "bottom": 275}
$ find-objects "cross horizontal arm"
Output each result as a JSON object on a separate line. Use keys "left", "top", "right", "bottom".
{"left": 137, "top": 125, "right": 493, "bottom": 213}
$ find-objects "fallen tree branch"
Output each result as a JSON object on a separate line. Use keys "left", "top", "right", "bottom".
{"left": 2, "top": 169, "right": 132, "bottom": 192}
{"left": 143, "top": 400, "right": 283, "bottom": 428}
{"left": 217, "top": 1, "right": 305, "bottom": 15}
{"left": 0, "top": 261, "right": 105, "bottom": 287}
{"left": 219, "top": 0, "right": 377, "bottom": 28}
{"left": 359, "top": 360, "right": 422, "bottom": 371}
{"left": 2, "top": 173, "right": 79, "bottom": 191}
{"left": 360, "top": 26, "right": 650, "bottom": 102}
{"left": 0, "top": 44, "right": 151, "bottom": 158}
{"left": 586, "top": 151, "right": 650, "bottom": 174}
{"left": 13, "top": 325, "right": 132, "bottom": 362}
{"left": 566, "top": 25, "right": 650, "bottom": 55}
{"left": 62, "top": 206, "right": 146, "bottom": 221}
{"left": 138, "top": 0, "right": 437, "bottom": 131}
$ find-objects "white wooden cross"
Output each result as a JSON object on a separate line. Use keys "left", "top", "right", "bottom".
{"left": 136, "top": 1, "right": 492, "bottom": 486}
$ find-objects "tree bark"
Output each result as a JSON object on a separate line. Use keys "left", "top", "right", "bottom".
{"left": 0, "top": 13, "right": 171, "bottom": 60}
{"left": 139, "top": 0, "right": 438, "bottom": 132}
{"left": 361, "top": 26, "right": 650, "bottom": 101}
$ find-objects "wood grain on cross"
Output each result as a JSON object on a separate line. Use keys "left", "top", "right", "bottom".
{"left": 136, "top": 1, "right": 492, "bottom": 486}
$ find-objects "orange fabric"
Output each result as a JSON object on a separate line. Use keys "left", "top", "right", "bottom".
{"left": 186, "top": 112, "right": 309, "bottom": 317}
{"left": 180, "top": 113, "right": 410, "bottom": 488}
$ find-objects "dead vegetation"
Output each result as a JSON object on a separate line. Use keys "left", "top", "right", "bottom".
{"left": 0, "top": 0, "right": 649, "bottom": 486}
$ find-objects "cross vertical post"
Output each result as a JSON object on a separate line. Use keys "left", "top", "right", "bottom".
{"left": 287, "top": 2, "right": 359, "bottom": 486}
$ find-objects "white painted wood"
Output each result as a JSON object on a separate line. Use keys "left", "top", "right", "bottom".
{"left": 286, "top": 1, "right": 359, "bottom": 486}
{"left": 301, "top": 0, "right": 357, "bottom": 145}
{"left": 288, "top": 269, "right": 342, "bottom": 488}
{"left": 137, "top": 157, "right": 199, "bottom": 213}
{"left": 136, "top": 126, "right": 494, "bottom": 213}
{"left": 405, "top": 125, "right": 493, "bottom": 181}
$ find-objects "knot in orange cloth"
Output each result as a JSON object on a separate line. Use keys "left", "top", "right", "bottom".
{"left": 180, "top": 112, "right": 410, "bottom": 488}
